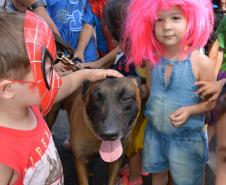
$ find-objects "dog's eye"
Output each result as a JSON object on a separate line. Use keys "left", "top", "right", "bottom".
{"left": 118, "top": 88, "right": 134, "bottom": 104}
{"left": 120, "top": 96, "right": 133, "bottom": 103}
{"left": 92, "top": 91, "right": 104, "bottom": 102}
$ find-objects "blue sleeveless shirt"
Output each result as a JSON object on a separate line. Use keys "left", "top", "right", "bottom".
{"left": 46, "top": 0, "right": 98, "bottom": 62}
{"left": 145, "top": 57, "right": 205, "bottom": 136}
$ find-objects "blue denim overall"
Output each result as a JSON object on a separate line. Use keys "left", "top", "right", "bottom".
{"left": 143, "top": 57, "right": 208, "bottom": 185}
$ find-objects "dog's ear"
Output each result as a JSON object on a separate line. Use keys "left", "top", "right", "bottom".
{"left": 129, "top": 76, "right": 141, "bottom": 86}
{"left": 129, "top": 76, "right": 142, "bottom": 91}
{"left": 81, "top": 80, "right": 90, "bottom": 96}
{"left": 129, "top": 76, "right": 147, "bottom": 98}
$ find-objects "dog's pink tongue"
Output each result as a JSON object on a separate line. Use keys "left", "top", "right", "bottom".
{"left": 99, "top": 139, "right": 123, "bottom": 162}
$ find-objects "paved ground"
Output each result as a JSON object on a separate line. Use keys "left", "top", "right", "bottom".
{"left": 51, "top": 110, "right": 216, "bottom": 185}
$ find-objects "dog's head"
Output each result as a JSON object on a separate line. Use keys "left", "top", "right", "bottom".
{"left": 82, "top": 77, "right": 141, "bottom": 162}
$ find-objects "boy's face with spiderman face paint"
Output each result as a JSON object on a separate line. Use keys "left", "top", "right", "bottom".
{"left": 154, "top": 6, "right": 187, "bottom": 51}
{"left": 23, "top": 11, "right": 62, "bottom": 115}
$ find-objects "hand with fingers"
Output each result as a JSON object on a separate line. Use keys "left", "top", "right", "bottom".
{"left": 170, "top": 106, "right": 191, "bottom": 128}
{"left": 195, "top": 80, "right": 226, "bottom": 102}
{"left": 73, "top": 49, "right": 84, "bottom": 63}
{"left": 53, "top": 62, "right": 69, "bottom": 76}
{"left": 86, "top": 69, "right": 123, "bottom": 82}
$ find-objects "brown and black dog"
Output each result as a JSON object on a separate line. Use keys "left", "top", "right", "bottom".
{"left": 69, "top": 77, "right": 141, "bottom": 185}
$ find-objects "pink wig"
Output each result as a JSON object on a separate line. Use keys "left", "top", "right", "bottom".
{"left": 123, "top": 0, "right": 214, "bottom": 65}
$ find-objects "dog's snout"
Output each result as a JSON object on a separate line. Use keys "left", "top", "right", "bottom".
{"left": 100, "top": 131, "right": 119, "bottom": 141}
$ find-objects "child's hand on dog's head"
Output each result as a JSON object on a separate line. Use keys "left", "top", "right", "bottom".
{"left": 85, "top": 69, "right": 123, "bottom": 82}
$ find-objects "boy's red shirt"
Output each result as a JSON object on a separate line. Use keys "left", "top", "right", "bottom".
{"left": 0, "top": 107, "right": 63, "bottom": 185}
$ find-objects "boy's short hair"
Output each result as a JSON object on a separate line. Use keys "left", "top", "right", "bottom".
{"left": 103, "top": 0, "right": 129, "bottom": 42}
{"left": 0, "top": 11, "right": 30, "bottom": 80}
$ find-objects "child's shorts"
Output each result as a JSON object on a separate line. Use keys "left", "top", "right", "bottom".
{"left": 142, "top": 123, "right": 208, "bottom": 185}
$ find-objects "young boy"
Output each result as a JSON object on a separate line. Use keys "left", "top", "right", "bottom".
{"left": 0, "top": 11, "right": 122, "bottom": 184}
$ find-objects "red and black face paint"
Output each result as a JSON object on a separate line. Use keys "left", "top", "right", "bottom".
{"left": 24, "top": 11, "right": 62, "bottom": 115}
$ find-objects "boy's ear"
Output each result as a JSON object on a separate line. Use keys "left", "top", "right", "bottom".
{"left": 0, "top": 80, "right": 15, "bottom": 99}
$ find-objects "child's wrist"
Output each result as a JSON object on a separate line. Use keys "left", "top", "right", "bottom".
{"left": 75, "top": 46, "right": 85, "bottom": 54}
{"left": 81, "top": 69, "right": 90, "bottom": 81}
{"left": 186, "top": 106, "right": 194, "bottom": 116}
{"left": 97, "top": 59, "right": 105, "bottom": 67}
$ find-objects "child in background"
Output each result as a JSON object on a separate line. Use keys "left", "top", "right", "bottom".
{"left": 194, "top": 78, "right": 226, "bottom": 185}
{"left": 212, "top": 81, "right": 226, "bottom": 185}
{"left": 215, "top": 105, "right": 226, "bottom": 185}
{"left": 74, "top": 0, "right": 120, "bottom": 70}
{"left": 124, "top": 0, "right": 216, "bottom": 184}
{"left": 200, "top": 0, "right": 226, "bottom": 144}
{"left": 0, "top": 11, "right": 122, "bottom": 184}
{"left": 46, "top": 0, "right": 98, "bottom": 74}
{"left": 78, "top": 0, "right": 115, "bottom": 57}
{"left": 209, "top": 0, "right": 226, "bottom": 76}
{"left": 104, "top": 0, "right": 149, "bottom": 184}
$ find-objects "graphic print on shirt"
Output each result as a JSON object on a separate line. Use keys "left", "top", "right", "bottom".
{"left": 23, "top": 135, "right": 63, "bottom": 185}
{"left": 56, "top": 0, "right": 86, "bottom": 31}
{"left": 45, "top": 150, "right": 63, "bottom": 185}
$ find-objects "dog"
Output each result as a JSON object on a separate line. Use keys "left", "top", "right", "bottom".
{"left": 69, "top": 77, "right": 141, "bottom": 185}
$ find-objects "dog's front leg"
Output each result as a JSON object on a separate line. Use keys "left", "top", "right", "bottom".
{"left": 74, "top": 159, "right": 89, "bottom": 185}
{"left": 108, "top": 158, "right": 122, "bottom": 185}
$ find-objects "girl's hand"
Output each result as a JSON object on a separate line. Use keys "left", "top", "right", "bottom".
{"left": 85, "top": 69, "right": 123, "bottom": 82}
{"left": 170, "top": 107, "right": 191, "bottom": 128}
{"left": 195, "top": 80, "right": 225, "bottom": 102}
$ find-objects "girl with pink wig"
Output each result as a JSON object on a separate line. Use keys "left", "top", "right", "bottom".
{"left": 124, "top": 0, "right": 216, "bottom": 184}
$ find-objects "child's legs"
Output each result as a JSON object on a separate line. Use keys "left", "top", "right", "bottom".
{"left": 128, "top": 151, "right": 141, "bottom": 180}
{"left": 216, "top": 113, "right": 226, "bottom": 185}
{"left": 152, "top": 171, "right": 169, "bottom": 185}
{"left": 168, "top": 131, "right": 208, "bottom": 185}
{"left": 127, "top": 116, "right": 147, "bottom": 180}
{"left": 207, "top": 124, "right": 215, "bottom": 143}
{"left": 167, "top": 173, "right": 173, "bottom": 185}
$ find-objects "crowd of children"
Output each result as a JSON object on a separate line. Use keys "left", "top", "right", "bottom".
{"left": 0, "top": 0, "right": 226, "bottom": 185}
